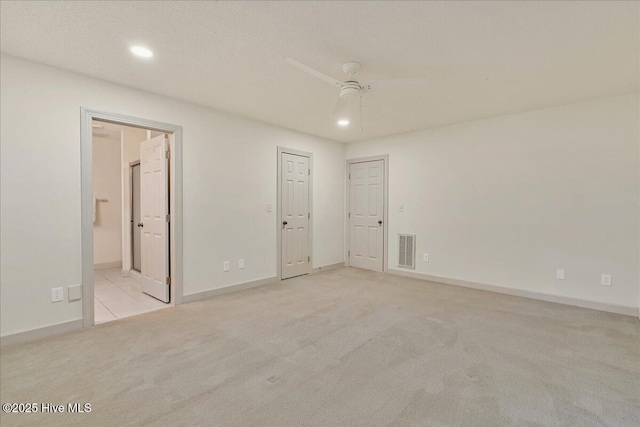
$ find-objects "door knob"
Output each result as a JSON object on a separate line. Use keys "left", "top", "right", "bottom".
{"left": 137, "top": 223, "right": 144, "bottom": 227}
{"left": 282, "top": 220, "right": 288, "bottom": 229}
{"left": 378, "top": 220, "right": 383, "bottom": 225}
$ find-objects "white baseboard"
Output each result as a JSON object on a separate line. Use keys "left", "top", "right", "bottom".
{"left": 0, "top": 318, "right": 83, "bottom": 348}
{"left": 120, "top": 269, "right": 130, "bottom": 277}
{"left": 312, "top": 262, "right": 345, "bottom": 274}
{"left": 93, "top": 261, "right": 122, "bottom": 270}
{"left": 182, "top": 276, "right": 278, "bottom": 303}
{"left": 129, "top": 269, "right": 141, "bottom": 281}
{"left": 388, "top": 268, "right": 638, "bottom": 317}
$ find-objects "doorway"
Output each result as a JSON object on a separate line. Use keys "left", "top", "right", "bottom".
{"left": 346, "top": 156, "right": 388, "bottom": 272}
{"left": 277, "top": 147, "right": 313, "bottom": 280}
{"left": 92, "top": 124, "right": 170, "bottom": 322}
{"left": 81, "top": 109, "right": 183, "bottom": 327}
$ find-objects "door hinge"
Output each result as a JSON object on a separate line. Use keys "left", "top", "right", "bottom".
{"left": 348, "top": 212, "right": 350, "bottom": 218}
{"left": 166, "top": 214, "right": 171, "bottom": 222}
{"left": 165, "top": 149, "right": 170, "bottom": 159}
{"left": 308, "top": 169, "right": 310, "bottom": 176}
{"left": 308, "top": 212, "right": 310, "bottom": 219}
{"left": 166, "top": 277, "right": 171, "bottom": 285}
{"left": 348, "top": 250, "right": 350, "bottom": 256}
{"left": 349, "top": 173, "right": 351, "bottom": 179}
{"left": 308, "top": 256, "right": 310, "bottom": 262}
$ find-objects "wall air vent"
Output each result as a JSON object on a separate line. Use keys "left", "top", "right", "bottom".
{"left": 398, "top": 234, "right": 416, "bottom": 269}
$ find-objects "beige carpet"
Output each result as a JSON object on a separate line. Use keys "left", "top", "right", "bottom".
{"left": 1, "top": 268, "right": 639, "bottom": 426}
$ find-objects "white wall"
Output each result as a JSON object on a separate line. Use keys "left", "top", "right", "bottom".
{"left": 346, "top": 94, "right": 640, "bottom": 311}
{"left": 0, "top": 54, "right": 345, "bottom": 336}
{"left": 92, "top": 136, "right": 123, "bottom": 266}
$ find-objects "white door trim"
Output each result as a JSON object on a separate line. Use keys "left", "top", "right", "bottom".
{"left": 345, "top": 155, "right": 389, "bottom": 271}
{"left": 80, "top": 108, "right": 184, "bottom": 327}
{"left": 276, "top": 147, "right": 313, "bottom": 281}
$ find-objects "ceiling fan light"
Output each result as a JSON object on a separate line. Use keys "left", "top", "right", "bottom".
{"left": 130, "top": 46, "right": 154, "bottom": 58}
{"left": 337, "top": 119, "right": 350, "bottom": 127}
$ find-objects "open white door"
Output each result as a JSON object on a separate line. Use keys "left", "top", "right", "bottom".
{"left": 139, "top": 135, "right": 170, "bottom": 302}
{"left": 349, "top": 160, "right": 384, "bottom": 271}
{"left": 281, "top": 152, "right": 310, "bottom": 279}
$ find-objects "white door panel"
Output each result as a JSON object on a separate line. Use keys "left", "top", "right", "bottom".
{"left": 349, "top": 160, "right": 384, "bottom": 271}
{"left": 140, "top": 135, "right": 170, "bottom": 302}
{"left": 281, "top": 153, "right": 310, "bottom": 279}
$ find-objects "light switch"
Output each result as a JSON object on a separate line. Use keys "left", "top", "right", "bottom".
{"left": 556, "top": 269, "right": 565, "bottom": 280}
{"left": 266, "top": 203, "right": 272, "bottom": 212}
{"left": 399, "top": 205, "right": 404, "bottom": 213}
{"left": 238, "top": 259, "right": 245, "bottom": 269}
{"left": 68, "top": 285, "right": 82, "bottom": 301}
{"left": 223, "top": 261, "right": 230, "bottom": 272}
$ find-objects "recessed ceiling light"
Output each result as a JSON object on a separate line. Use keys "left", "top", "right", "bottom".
{"left": 130, "top": 46, "right": 154, "bottom": 58}
{"left": 337, "top": 119, "right": 350, "bottom": 127}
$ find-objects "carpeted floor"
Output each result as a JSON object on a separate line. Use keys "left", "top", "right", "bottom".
{"left": 1, "top": 267, "right": 639, "bottom": 426}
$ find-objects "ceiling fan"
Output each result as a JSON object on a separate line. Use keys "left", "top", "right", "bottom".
{"left": 286, "top": 57, "right": 425, "bottom": 132}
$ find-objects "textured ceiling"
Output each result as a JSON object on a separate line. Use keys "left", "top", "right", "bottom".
{"left": 1, "top": 1, "right": 638, "bottom": 142}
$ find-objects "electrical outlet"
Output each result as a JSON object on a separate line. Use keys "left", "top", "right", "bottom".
{"left": 223, "top": 261, "right": 230, "bottom": 272}
{"left": 601, "top": 274, "right": 612, "bottom": 286}
{"left": 51, "top": 287, "right": 64, "bottom": 303}
{"left": 238, "top": 259, "right": 245, "bottom": 269}
{"left": 423, "top": 254, "right": 429, "bottom": 262}
{"left": 556, "top": 268, "right": 565, "bottom": 280}
{"left": 266, "top": 203, "right": 272, "bottom": 212}
{"left": 398, "top": 204, "right": 404, "bottom": 213}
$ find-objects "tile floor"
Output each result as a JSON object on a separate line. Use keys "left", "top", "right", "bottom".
{"left": 94, "top": 268, "right": 170, "bottom": 324}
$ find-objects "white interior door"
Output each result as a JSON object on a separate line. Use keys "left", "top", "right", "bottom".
{"left": 281, "top": 152, "right": 310, "bottom": 279}
{"left": 140, "top": 135, "right": 170, "bottom": 302}
{"left": 349, "top": 160, "right": 384, "bottom": 271}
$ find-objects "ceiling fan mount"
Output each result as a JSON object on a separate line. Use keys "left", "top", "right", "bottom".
{"left": 342, "top": 61, "right": 361, "bottom": 77}
{"left": 340, "top": 62, "right": 369, "bottom": 98}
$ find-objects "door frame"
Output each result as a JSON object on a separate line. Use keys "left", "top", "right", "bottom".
{"left": 129, "top": 161, "right": 141, "bottom": 274}
{"left": 276, "top": 147, "right": 313, "bottom": 281}
{"left": 80, "top": 108, "right": 184, "bottom": 327}
{"left": 345, "top": 155, "right": 389, "bottom": 271}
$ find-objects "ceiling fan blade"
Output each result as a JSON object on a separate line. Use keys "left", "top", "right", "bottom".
{"left": 286, "top": 58, "right": 342, "bottom": 87}
{"left": 362, "top": 78, "right": 428, "bottom": 92}
{"left": 332, "top": 95, "right": 349, "bottom": 116}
